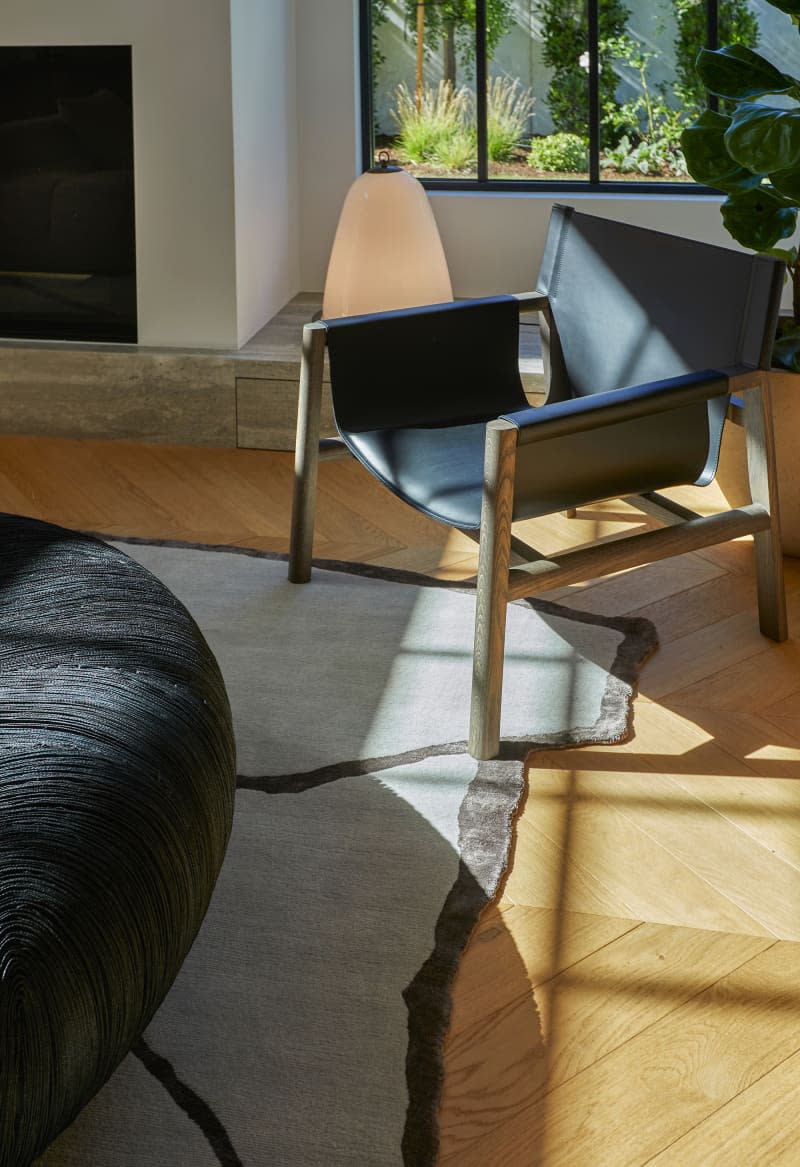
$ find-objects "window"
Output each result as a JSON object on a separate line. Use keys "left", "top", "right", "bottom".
{"left": 362, "top": 0, "right": 799, "bottom": 191}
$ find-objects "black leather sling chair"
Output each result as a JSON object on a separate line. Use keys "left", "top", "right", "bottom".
{"left": 288, "top": 205, "right": 787, "bottom": 760}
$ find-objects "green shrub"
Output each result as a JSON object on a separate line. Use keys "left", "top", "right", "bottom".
{"left": 435, "top": 128, "right": 477, "bottom": 171}
{"left": 527, "top": 132, "right": 589, "bottom": 172}
{"left": 600, "top": 133, "right": 688, "bottom": 177}
{"left": 486, "top": 76, "right": 534, "bottom": 161}
{"left": 390, "top": 81, "right": 469, "bottom": 163}
{"left": 392, "top": 76, "right": 533, "bottom": 172}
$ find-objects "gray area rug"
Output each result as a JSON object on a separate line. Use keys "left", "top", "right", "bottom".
{"left": 37, "top": 542, "right": 657, "bottom": 1167}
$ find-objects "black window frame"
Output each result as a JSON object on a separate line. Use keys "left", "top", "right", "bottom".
{"left": 360, "top": 0, "right": 723, "bottom": 195}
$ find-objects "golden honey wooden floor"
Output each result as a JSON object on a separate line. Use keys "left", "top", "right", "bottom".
{"left": 5, "top": 434, "right": 800, "bottom": 1166}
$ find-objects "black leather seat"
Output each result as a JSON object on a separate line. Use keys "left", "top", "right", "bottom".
{"left": 289, "top": 205, "right": 787, "bottom": 759}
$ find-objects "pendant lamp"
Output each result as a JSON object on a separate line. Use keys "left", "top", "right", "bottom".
{"left": 321, "top": 154, "right": 453, "bottom": 319}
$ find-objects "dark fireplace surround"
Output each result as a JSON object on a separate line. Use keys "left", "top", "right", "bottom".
{"left": 0, "top": 45, "right": 136, "bottom": 343}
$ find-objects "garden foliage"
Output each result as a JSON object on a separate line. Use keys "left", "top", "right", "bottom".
{"left": 527, "top": 132, "right": 588, "bottom": 172}
{"left": 535, "top": 0, "right": 630, "bottom": 140}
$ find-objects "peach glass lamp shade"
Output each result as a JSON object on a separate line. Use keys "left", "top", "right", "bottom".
{"left": 321, "top": 163, "right": 453, "bottom": 319}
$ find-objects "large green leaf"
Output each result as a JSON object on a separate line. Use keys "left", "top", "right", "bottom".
{"left": 770, "top": 166, "right": 800, "bottom": 202}
{"left": 724, "top": 103, "right": 800, "bottom": 174}
{"left": 721, "top": 187, "right": 798, "bottom": 251}
{"left": 763, "top": 246, "right": 799, "bottom": 267}
{"left": 681, "top": 109, "right": 763, "bottom": 190}
{"left": 696, "top": 45, "right": 799, "bottom": 100}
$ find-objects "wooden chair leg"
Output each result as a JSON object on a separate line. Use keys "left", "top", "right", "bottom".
{"left": 744, "top": 377, "right": 788, "bottom": 642}
{"left": 469, "top": 420, "right": 518, "bottom": 760}
{"left": 288, "top": 322, "right": 327, "bottom": 584}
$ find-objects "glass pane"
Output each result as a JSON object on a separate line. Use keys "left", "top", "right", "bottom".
{"left": 487, "top": 0, "right": 590, "bottom": 181}
{"left": 667, "top": 0, "right": 765, "bottom": 120}
{"left": 370, "top": 1, "right": 477, "bottom": 180}
{"left": 748, "top": 0, "right": 800, "bottom": 83}
{"left": 598, "top": 0, "right": 694, "bottom": 184}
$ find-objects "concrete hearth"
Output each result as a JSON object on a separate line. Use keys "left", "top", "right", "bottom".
{"left": 0, "top": 296, "right": 332, "bottom": 450}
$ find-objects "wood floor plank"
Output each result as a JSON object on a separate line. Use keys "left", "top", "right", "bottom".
{"left": 545, "top": 766, "right": 800, "bottom": 939}
{"left": 647, "top": 707, "right": 800, "bottom": 779}
{"left": 759, "top": 685, "right": 800, "bottom": 720}
{"left": 534, "top": 924, "right": 773, "bottom": 1091}
{"left": 0, "top": 436, "right": 119, "bottom": 528}
{"left": 513, "top": 766, "right": 774, "bottom": 934}
{"left": 664, "top": 637, "right": 800, "bottom": 713}
{"left": 452, "top": 904, "right": 641, "bottom": 1011}
{"left": 449, "top": 940, "right": 800, "bottom": 1167}
{"left": 638, "top": 609, "right": 771, "bottom": 701}
{"left": 626, "top": 571, "right": 757, "bottom": 644}
{"left": 502, "top": 812, "right": 645, "bottom": 920}
{"left": 528, "top": 701, "right": 760, "bottom": 780}
{"left": 646, "top": 1047, "right": 800, "bottom": 1166}
{"left": 549, "top": 550, "right": 725, "bottom": 618}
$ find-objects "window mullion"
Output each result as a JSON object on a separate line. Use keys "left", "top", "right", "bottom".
{"left": 707, "top": 0, "right": 719, "bottom": 113}
{"left": 587, "top": 0, "right": 600, "bottom": 183}
{"left": 476, "top": 0, "right": 488, "bottom": 182}
{"left": 359, "top": 0, "right": 374, "bottom": 171}
{"left": 707, "top": 0, "right": 719, "bottom": 50}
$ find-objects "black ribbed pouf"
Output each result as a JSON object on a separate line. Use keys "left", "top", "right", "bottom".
{"left": 0, "top": 515, "right": 237, "bottom": 1166}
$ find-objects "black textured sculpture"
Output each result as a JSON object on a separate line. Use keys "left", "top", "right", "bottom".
{"left": 0, "top": 515, "right": 237, "bottom": 1166}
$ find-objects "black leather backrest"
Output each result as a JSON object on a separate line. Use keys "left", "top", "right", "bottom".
{"left": 538, "top": 205, "right": 784, "bottom": 401}
{"left": 324, "top": 295, "right": 527, "bottom": 433}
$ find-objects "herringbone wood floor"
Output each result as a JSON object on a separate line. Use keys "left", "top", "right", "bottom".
{"left": 6, "top": 433, "right": 800, "bottom": 1166}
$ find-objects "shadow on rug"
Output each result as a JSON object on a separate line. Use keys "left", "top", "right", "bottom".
{"left": 37, "top": 542, "right": 657, "bottom": 1167}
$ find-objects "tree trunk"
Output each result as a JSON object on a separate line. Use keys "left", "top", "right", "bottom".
{"left": 416, "top": 2, "right": 425, "bottom": 104}
{"left": 443, "top": 22, "right": 456, "bottom": 85}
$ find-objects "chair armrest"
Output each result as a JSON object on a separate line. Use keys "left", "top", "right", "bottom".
{"left": 323, "top": 294, "right": 529, "bottom": 431}
{"left": 724, "top": 370, "right": 766, "bottom": 427}
{"left": 502, "top": 369, "right": 730, "bottom": 445}
{"left": 514, "top": 290, "right": 549, "bottom": 313}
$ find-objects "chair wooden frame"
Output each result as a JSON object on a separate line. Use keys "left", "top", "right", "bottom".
{"left": 289, "top": 292, "right": 787, "bottom": 761}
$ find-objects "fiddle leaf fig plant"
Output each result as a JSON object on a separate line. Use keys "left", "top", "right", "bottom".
{"left": 680, "top": 6, "right": 800, "bottom": 370}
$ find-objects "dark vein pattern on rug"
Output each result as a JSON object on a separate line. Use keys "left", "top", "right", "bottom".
{"left": 132, "top": 1039, "right": 244, "bottom": 1167}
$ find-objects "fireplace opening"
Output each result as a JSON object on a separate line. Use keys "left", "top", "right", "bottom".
{"left": 0, "top": 45, "right": 136, "bottom": 343}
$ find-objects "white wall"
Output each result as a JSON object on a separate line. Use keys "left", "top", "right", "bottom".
{"left": 295, "top": 0, "right": 361, "bottom": 297}
{"left": 430, "top": 190, "right": 737, "bottom": 298}
{"left": 1, "top": 0, "right": 300, "bottom": 349}
{"left": 231, "top": 0, "right": 299, "bottom": 347}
